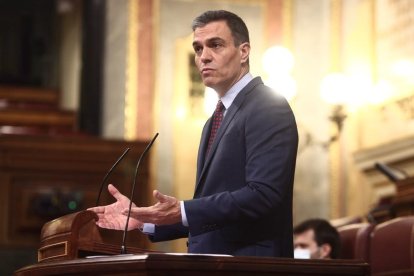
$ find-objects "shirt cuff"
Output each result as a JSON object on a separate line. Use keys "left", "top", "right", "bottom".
{"left": 180, "top": 201, "right": 189, "bottom": 227}
{"left": 142, "top": 223, "right": 155, "bottom": 235}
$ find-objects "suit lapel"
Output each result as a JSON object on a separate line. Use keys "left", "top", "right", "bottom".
{"left": 194, "top": 77, "right": 263, "bottom": 194}
{"left": 196, "top": 117, "right": 212, "bottom": 181}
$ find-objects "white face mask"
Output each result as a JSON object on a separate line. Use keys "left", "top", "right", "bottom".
{"left": 294, "top": 248, "right": 311, "bottom": 259}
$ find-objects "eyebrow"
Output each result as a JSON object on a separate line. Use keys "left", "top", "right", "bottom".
{"left": 193, "top": 36, "right": 225, "bottom": 47}
{"left": 295, "top": 243, "right": 309, "bottom": 247}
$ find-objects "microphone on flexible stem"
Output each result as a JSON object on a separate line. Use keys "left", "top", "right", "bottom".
{"left": 121, "top": 133, "right": 159, "bottom": 254}
{"left": 95, "top": 148, "right": 131, "bottom": 207}
{"left": 374, "top": 162, "right": 406, "bottom": 183}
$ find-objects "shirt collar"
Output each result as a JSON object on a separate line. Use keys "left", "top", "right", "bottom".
{"left": 220, "top": 73, "right": 253, "bottom": 110}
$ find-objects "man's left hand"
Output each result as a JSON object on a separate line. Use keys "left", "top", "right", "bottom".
{"left": 123, "top": 190, "right": 181, "bottom": 225}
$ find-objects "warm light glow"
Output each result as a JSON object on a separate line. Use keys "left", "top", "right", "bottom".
{"left": 175, "top": 106, "right": 187, "bottom": 120}
{"left": 265, "top": 75, "right": 297, "bottom": 101}
{"left": 262, "top": 46, "right": 295, "bottom": 74}
{"left": 346, "top": 75, "right": 373, "bottom": 107}
{"left": 204, "top": 87, "right": 218, "bottom": 115}
{"left": 321, "top": 72, "right": 394, "bottom": 108}
{"left": 369, "top": 80, "right": 394, "bottom": 104}
{"left": 320, "top": 73, "right": 371, "bottom": 107}
{"left": 391, "top": 60, "right": 414, "bottom": 79}
{"left": 262, "top": 46, "right": 297, "bottom": 101}
{"left": 320, "top": 73, "right": 350, "bottom": 105}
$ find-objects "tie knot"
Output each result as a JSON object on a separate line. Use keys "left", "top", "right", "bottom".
{"left": 215, "top": 100, "right": 225, "bottom": 112}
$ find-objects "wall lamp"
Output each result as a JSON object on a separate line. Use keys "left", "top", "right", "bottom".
{"left": 320, "top": 72, "right": 352, "bottom": 143}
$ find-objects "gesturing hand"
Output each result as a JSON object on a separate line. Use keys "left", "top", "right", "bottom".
{"left": 88, "top": 184, "right": 143, "bottom": 231}
{"left": 123, "top": 190, "right": 181, "bottom": 226}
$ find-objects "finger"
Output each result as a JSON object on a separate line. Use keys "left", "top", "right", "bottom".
{"left": 122, "top": 208, "right": 154, "bottom": 224}
{"left": 96, "top": 220, "right": 116, "bottom": 229}
{"left": 122, "top": 208, "right": 130, "bottom": 216}
{"left": 107, "top": 184, "right": 119, "bottom": 195}
{"left": 87, "top": 206, "right": 105, "bottom": 214}
{"left": 154, "top": 190, "right": 169, "bottom": 203}
{"left": 96, "top": 213, "right": 107, "bottom": 220}
{"left": 108, "top": 184, "right": 129, "bottom": 202}
{"left": 123, "top": 207, "right": 147, "bottom": 216}
{"left": 125, "top": 206, "right": 154, "bottom": 217}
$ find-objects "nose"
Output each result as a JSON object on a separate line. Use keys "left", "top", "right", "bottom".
{"left": 200, "top": 48, "right": 212, "bottom": 63}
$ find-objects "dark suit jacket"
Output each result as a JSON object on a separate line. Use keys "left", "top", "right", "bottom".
{"left": 151, "top": 77, "right": 298, "bottom": 257}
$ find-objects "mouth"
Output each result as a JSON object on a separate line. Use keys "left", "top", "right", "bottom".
{"left": 201, "top": 68, "right": 214, "bottom": 75}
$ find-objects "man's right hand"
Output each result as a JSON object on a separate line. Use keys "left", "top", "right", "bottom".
{"left": 87, "top": 184, "right": 143, "bottom": 231}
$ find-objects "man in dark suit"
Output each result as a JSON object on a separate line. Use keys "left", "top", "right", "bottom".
{"left": 89, "top": 10, "right": 298, "bottom": 257}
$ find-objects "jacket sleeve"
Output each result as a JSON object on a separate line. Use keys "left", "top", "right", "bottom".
{"left": 149, "top": 223, "right": 189, "bottom": 242}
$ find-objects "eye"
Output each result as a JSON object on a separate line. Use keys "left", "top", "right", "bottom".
{"left": 212, "top": 42, "right": 222, "bottom": 49}
{"left": 193, "top": 45, "right": 202, "bottom": 55}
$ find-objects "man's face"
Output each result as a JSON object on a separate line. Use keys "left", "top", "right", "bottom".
{"left": 294, "top": 229, "right": 326, "bottom": 259}
{"left": 192, "top": 20, "right": 250, "bottom": 97}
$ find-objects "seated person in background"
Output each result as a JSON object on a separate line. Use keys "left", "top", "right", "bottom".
{"left": 293, "top": 218, "right": 340, "bottom": 259}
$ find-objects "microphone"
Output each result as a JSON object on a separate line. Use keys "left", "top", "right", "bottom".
{"left": 95, "top": 148, "right": 130, "bottom": 206}
{"left": 374, "top": 162, "right": 407, "bottom": 183}
{"left": 121, "top": 133, "right": 159, "bottom": 254}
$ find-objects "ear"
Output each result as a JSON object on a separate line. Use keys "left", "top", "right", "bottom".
{"left": 239, "top": 42, "right": 250, "bottom": 64}
{"left": 319, "top": 243, "right": 332, "bottom": 259}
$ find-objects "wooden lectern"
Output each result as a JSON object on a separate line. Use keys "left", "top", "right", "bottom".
{"left": 17, "top": 253, "right": 370, "bottom": 276}
{"left": 16, "top": 210, "right": 370, "bottom": 276}
{"left": 37, "top": 210, "right": 149, "bottom": 263}
{"left": 369, "top": 177, "right": 414, "bottom": 223}
{"left": 392, "top": 177, "right": 414, "bottom": 215}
